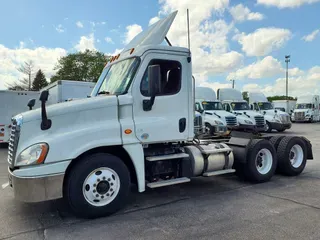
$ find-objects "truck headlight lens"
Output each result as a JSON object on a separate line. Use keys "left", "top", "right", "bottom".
{"left": 16, "top": 143, "right": 49, "bottom": 166}
{"left": 274, "top": 118, "right": 281, "bottom": 123}
{"left": 244, "top": 120, "right": 253, "bottom": 124}
{"left": 214, "top": 120, "right": 224, "bottom": 125}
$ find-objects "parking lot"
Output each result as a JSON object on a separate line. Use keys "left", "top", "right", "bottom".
{"left": 0, "top": 123, "right": 320, "bottom": 240}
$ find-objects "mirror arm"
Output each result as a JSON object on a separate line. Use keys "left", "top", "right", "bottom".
{"left": 143, "top": 96, "right": 156, "bottom": 111}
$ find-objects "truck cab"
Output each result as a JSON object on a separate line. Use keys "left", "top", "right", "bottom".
{"left": 218, "top": 88, "right": 266, "bottom": 132}
{"left": 292, "top": 95, "right": 320, "bottom": 122}
{"left": 6, "top": 11, "right": 313, "bottom": 219}
{"left": 249, "top": 92, "right": 291, "bottom": 132}
{"left": 195, "top": 87, "right": 237, "bottom": 135}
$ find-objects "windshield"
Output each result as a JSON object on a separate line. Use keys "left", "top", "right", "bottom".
{"left": 96, "top": 58, "right": 140, "bottom": 95}
{"left": 296, "top": 104, "right": 312, "bottom": 109}
{"left": 232, "top": 102, "right": 250, "bottom": 111}
{"left": 202, "top": 101, "right": 223, "bottom": 110}
{"left": 258, "top": 102, "right": 274, "bottom": 110}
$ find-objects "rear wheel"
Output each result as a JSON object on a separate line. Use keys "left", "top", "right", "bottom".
{"left": 242, "top": 139, "right": 277, "bottom": 183}
{"left": 277, "top": 137, "right": 307, "bottom": 176}
{"left": 269, "top": 136, "right": 285, "bottom": 151}
{"left": 64, "top": 153, "right": 131, "bottom": 218}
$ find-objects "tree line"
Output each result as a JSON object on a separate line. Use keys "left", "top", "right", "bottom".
{"left": 7, "top": 49, "right": 109, "bottom": 91}
{"left": 242, "top": 91, "right": 297, "bottom": 102}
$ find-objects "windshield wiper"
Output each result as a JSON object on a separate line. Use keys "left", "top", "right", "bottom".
{"left": 214, "top": 112, "right": 221, "bottom": 118}
{"left": 98, "top": 91, "right": 110, "bottom": 95}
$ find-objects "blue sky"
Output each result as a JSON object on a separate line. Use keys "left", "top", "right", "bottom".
{"left": 1, "top": 0, "right": 320, "bottom": 97}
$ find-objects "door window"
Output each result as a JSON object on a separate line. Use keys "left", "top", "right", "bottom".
{"left": 140, "top": 59, "right": 181, "bottom": 96}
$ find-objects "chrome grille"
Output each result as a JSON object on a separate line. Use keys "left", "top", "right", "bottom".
{"left": 294, "top": 112, "right": 305, "bottom": 120}
{"left": 194, "top": 115, "right": 203, "bottom": 134}
{"left": 254, "top": 116, "right": 265, "bottom": 127}
{"left": 225, "top": 116, "right": 237, "bottom": 126}
{"left": 7, "top": 118, "right": 20, "bottom": 165}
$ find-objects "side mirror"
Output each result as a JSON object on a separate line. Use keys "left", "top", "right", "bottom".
{"left": 27, "top": 99, "right": 36, "bottom": 110}
{"left": 290, "top": 110, "right": 293, "bottom": 113}
{"left": 40, "top": 90, "right": 49, "bottom": 102}
{"left": 143, "top": 65, "right": 161, "bottom": 111}
{"left": 250, "top": 105, "right": 253, "bottom": 110}
{"left": 263, "top": 111, "right": 266, "bottom": 115}
{"left": 274, "top": 109, "right": 277, "bottom": 113}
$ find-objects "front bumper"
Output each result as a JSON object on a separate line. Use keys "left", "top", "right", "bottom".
{"left": 7, "top": 161, "right": 70, "bottom": 202}
{"left": 270, "top": 122, "right": 292, "bottom": 130}
{"left": 230, "top": 124, "right": 265, "bottom": 132}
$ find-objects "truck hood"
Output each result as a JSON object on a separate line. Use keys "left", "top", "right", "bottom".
{"left": 20, "top": 95, "right": 118, "bottom": 123}
{"left": 204, "top": 110, "right": 235, "bottom": 118}
{"left": 234, "top": 110, "right": 263, "bottom": 118}
{"left": 263, "top": 109, "right": 289, "bottom": 117}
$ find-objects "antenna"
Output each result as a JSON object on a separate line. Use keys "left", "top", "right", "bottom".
{"left": 187, "top": 9, "right": 191, "bottom": 52}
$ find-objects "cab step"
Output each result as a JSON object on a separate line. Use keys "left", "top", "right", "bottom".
{"left": 146, "top": 153, "right": 189, "bottom": 162}
{"left": 147, "top": 177, "right": 190, "bottom": 188}
{"left": 202, "top": 169, "right": 236, "bottom": 177}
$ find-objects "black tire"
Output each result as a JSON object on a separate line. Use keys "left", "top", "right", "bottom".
{"left": 269, "top": 136, "right": 285, "bottom": 151}
{"left": 309, "top": 116, "right": 313, "bottom": 123}
{"left": 64, "top": 153, "right": 131, "bottom": 219}
{"left": 276, "top": 137, "right": 307, "bottom": 176}
{"left": 243, "top": 139, "right": 277, "bottom": 183}
{"left": 205, "top": 123, "right": 214, "bottom": 135}
{"left": 265, "top": 121, "right": 272, "bottom": 133}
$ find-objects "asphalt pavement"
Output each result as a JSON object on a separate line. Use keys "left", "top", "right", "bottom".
{"left": 1, "top": 123, "right": 320, "bottom": 240}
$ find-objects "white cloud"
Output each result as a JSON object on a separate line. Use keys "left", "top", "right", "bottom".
{"left": 229, "top": 56, "right": 304, "bottom": 80}
{"left": 242, "top": 65, "right": 320, "bottom": 97}
{"left": 76, "top": 21, "right": 84, "bottom": 28}
{"left": 149, "top": 16, "right": 160, "bottom": 26}
{"left": 55, "top": 24, "right": 65, "bottom": 33}
{"left": 229, "top": 4, "right": 264, "bottom": 22}
{"left": 124, "top": 24, "right": 143, "bottom": 44}
{"left": 257, "top": 0, "right": 320, "bottom": 8}
{"left": 0, "top": 44, "right": 67, "bottom": 89}
{"left": 157, "top": 0, "right": 242, "bottom": 84}
{"left": 106, "top": 48, "right": 123, "bottom": 56}
{"left": 235, "top": 28, "right": 292, "bottom": 56}
{"left": 97, "top": 39, "right": 101, "bottom": 43}
{"left": 74, "top": 33, "right": 96, "bottom": 52}
{"left": 105, "top": 37, "right": 114, "bottom": 44}
{"left": 302, "top": 29, "right": 320, "bottom": 42}
{"left": 100, "top": 21, "right": 106, "bottom": 25}
{"left": 64, "top": 17, "right": 69, "bottom": 20}
{"left": 90, "top": 21, "right": 96, "bottom": 27}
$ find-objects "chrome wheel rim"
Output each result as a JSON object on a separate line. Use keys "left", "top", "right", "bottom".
{"left": 255, "top": 148, "right": 273, "bottom": 174}
{"left": 290, "top": 144, "right": 304, "bottom": 168}
{"left": 82, "top": 167, "right": 120, "bottom": 207}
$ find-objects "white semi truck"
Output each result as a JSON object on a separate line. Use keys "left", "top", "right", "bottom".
{"left": 248, "top": 92, "right": 291, "bottom": 133}
{"left": 218, "top": 88, "right": 266, "bottom": 132}
{"left": 0, "top": 90, "right": 40, "bottom": 143}
{"left": 6, "top": 11, "right": 313, "bottom": 219}
{"left": 272, "top": 100, "right": 296, "bottom": 114}
{"left": 291, "top": 95, "right": 320, "bottom": 122}
{"left": 195, "top": 87, "right": 238, "bottom": 135}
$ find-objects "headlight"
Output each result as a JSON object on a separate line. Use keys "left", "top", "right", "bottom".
{"left": 274, "top": 118, "right": 281, "bottom": 123}
{"left": 244, "top": 120, "right": 253, "bottom": 124}
{"left": 16, "top": 143, "right": 49, "bottom": 166}
{"left": 214, "top": 120, "right": 224, "bottom": 125}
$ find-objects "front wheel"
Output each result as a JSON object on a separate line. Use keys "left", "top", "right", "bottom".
{"left": 64, "top": 153, "right": 131, "bottom": 218}
{"left": 242, "top": 139, "right": 277, "bottom": 183}
{"left": 205, "top": 123, "right": 215, "bottom": 135}
{"left": 265, "top": 121, "right": 272, "bottom": 133}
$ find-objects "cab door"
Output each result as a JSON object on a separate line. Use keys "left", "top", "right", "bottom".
{"left": 131, "top": 52, "right": 190, "bottom": 143}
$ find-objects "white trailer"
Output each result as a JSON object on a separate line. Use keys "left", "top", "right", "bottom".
{"left": 272, "top": 100, "right": 296, "bottom": 114}
{"left": 292, "top": 95, "right": 320, "bottom": 122}
{"left": 248, "top": 92, "right": 291, "bottom": 133}
{"left": 195, "top": 87, "right": 238, "bottom": 135}
{"left": 0, "top": 90, "right": 40, "bottom": 143}
{"left": 6, "top": 11, "right": 313, "bottom": 219}
{"left": 41, "top": 80, "right": 95, "bottom": 105}
{"left": 217, "top": 88, "right": 266, "bottom": 132}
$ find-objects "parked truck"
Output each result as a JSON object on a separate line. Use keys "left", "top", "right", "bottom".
{"left": 218, "top": 88, "right": 266, "bottom": 132}
{"left": 5, "top": 11, "right": 313, "bottom": 219}
{"left": 272, "top": 100, "right": 296, "bottom": 114}
{"left": 0, "top": 90, "right": 40, "bottom": 143}
{"left": 248, "top": 92, "right": 291, "bottom": 132}
{"left": 291, "top": 95, "right": 320, "bottom": 122}
{"left": 41, "top": 80, "right": 95, "bottom": 105}
{"left": 195, "top": 87, "right": 238, "bottom": 135}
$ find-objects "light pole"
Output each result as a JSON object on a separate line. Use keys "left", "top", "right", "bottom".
{"left": 230, "top": 79, "right": 235, "bottom": 89}
{"left": 285, "top": 55, "right": 290, "bottom": 100}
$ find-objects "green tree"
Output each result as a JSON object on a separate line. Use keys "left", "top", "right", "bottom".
{"left": 50, "top": 49, "right": 109, "bottom": 83}
{"left": 242, "top": 91, "right": 249, "bottom": 102}
{"left": 267, "top": 95, "right": 297, "bottom": 102}
{"left": 32, "top": 69, "right": 48, "bottom": 91}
